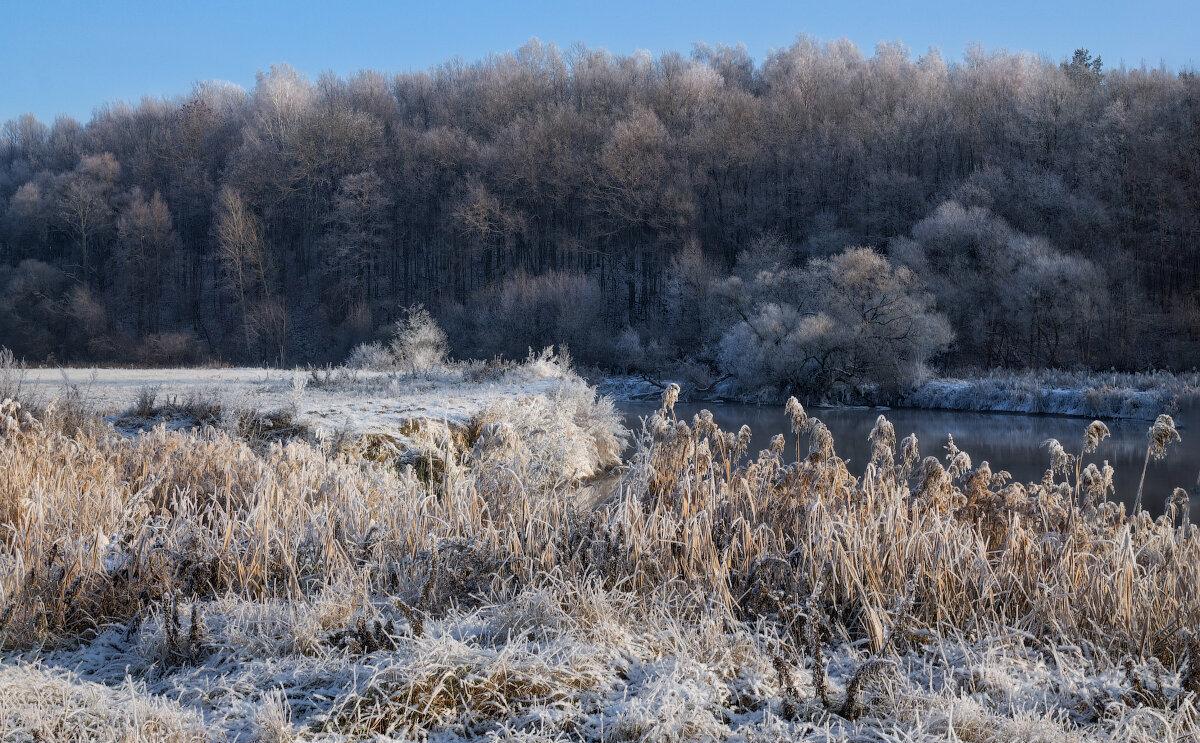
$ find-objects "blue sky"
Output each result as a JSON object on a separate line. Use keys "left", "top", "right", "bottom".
{"left": 2, "top": 0, "right": 1196, "bottom": 124}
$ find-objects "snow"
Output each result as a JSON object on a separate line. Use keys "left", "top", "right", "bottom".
{"left": 18, "top": 361, "right": 577, "bottom": 439}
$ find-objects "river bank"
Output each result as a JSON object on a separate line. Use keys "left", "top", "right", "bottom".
{"left": 601, "top": 368, "right": 1200, "bottom": 421}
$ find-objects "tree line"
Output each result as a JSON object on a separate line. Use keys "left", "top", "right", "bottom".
{"left": 1, "top": 40, "right": 1197, "bottom": 394}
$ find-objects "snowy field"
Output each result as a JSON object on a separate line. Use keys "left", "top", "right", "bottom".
{"left": 17, "top": 359, "right": 575, "bottom": 437}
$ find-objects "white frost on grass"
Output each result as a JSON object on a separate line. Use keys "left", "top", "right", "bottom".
{"left": 906, "top": 369, "right": 1200, "bottom": 420}
{"left": 0, "top": 662, "right": 208, "bottom": 742}
{"left": 18, "top": 349, "right": 605, "bottom": 442}
{"left": 8, "top": 581, "right": 1196, "bottom": 742}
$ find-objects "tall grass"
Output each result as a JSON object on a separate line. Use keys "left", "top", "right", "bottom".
{"left": 1, "top": 384, "right": 1198, "bottom": 740}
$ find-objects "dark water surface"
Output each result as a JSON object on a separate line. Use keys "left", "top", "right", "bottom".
{"left": 617, "top": 400, "right": 1200, "bottom": 517}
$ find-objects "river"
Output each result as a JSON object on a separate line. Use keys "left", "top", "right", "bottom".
{"left": 617, "top": 400, "right": 1199, "bottom": 518}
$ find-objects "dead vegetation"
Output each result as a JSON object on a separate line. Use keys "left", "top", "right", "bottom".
{"left": 0, "top": 379, "right": 1198, "bottom": 740}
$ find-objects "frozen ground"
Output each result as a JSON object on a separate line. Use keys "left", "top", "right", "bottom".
{"left": 5, "top": 583, "right": 1196, "bottom": 742}
{"left": 16, "top": 358, "right": 576, "bottom": 438}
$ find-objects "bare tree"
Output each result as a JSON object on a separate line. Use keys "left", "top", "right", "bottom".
{"left": 56, "top": 153, "right": 118, "bottom": 283}
{"left": 116, "top": 189, "right": 176, "bottom": 334}
{"left": 214, "top": 186, "right": 269, "bottom": 359}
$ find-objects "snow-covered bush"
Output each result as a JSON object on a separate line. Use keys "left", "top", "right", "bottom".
{"left": 715, "top": 247, "right": 952, "bottom": 398}
{"left": 389, "top": 304, "right": 449, "bottom": 375}
{"left": 344, "top": 340, "right": 394, "bottom": 370}
{"left": 343, "top": 305, "right": 449, "bottom": 373}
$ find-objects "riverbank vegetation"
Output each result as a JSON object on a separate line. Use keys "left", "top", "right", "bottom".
{"left": 2, "top": 377, "right": 1199, "bottom": 740}
{"left": 906, "top": 368, "right": 1200, "bottom": 420}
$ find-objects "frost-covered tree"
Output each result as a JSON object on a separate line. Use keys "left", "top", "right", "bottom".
{"left": 1005, "top": 236, "right": 1109, "bottom": 367}
{"left": 892, "top": 200, "right": 1109, "bottom": 368}
{"left": 661, "top": 240, "right": 721, "bottom": 350}
{"left": 214, "top": 186, "right": 269, "bottom": 359}
{"left": 56, "top": 153, "right": 118, "bottom": 284}
{"left": 321, "top": 170, "right": 391, "bottom": 319}
{"left": 0, "top": 40, "right": 1196, "bottom": 371}
{"left": 115, "top": 189, "right": 176, "bottom": 334}
{"left": 717, "top": 247, "right": 952, "bottom": 397}
{"left": 390, "top": 304, "right": 449, "bottom": 375}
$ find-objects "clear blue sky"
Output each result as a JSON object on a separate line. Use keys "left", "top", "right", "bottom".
{"left": 2, "top": 0, "right": 1196, "bottom": 124}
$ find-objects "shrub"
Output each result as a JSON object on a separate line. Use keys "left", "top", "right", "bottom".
{"left": 345, "top": 340, "right": 394, "bottom": 370}
{"left": 389, "top": 304, "right": 449, "bottom": 375}
{"left": 716, "top": 247, "right": 952, "bottom": 398}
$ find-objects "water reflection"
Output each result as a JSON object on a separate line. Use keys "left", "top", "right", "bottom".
{"left": 617, "top": 400, "right": 1199, "bottom": 518}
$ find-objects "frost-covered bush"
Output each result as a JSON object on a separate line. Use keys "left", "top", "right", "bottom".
{"left": 344, "top": 340, "right": 394, "bottom": 370}
{"left": 470, "top": 375, "right": 628, "bottom": 489}
{"left": 389, "top": 304, "right": 449, "bottom": 374}
{"left": 343, "top": 305, "right": 450, "bottom": 373}
{"left": 716, "top": 247, "right": 952, "bottom": 398}
{"left": 892, "top": 200, "right": 1110, "bottom": 368}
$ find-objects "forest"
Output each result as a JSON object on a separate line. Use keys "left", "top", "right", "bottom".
{"left": 1, "top": 40, "right": 1198, "bottom": 396}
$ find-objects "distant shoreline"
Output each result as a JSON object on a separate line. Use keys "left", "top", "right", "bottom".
{"left": 600, "top": 368, "right": 1200, "bottom": 421}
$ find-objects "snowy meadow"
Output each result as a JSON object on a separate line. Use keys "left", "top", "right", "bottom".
{"left": 1, "top": 348, "right": 1200, "bottom": 741}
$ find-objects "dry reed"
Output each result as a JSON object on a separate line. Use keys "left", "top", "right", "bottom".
{"left": 1, "top": 381, "right": 1198, "bottom": 740}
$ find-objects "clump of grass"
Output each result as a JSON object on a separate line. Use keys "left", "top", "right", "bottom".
{"left": 0, "top": 663, "right": 208, "bottom": 741}
{"left": 0, "top": 347, "right": 32, "bottom": 405}
{"left": 131, "top": 385, "right": 161, "bottom": 419}
{"left": 158, "top": 594, "right": 209, "bottom": 668}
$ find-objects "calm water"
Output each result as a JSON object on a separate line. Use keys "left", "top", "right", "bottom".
{"left": 617, "top": 400, "right": 1200, "bottom": 517}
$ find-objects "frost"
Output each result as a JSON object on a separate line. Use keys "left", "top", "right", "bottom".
{"left": 906, "top": 369, "right": 1200, "bottom": 420}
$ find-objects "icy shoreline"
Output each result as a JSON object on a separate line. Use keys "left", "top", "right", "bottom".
{"left": 904, "top": 370, "right": 1200, "bottom": 420}
{"left": 601, "top": 369, "right": 1200, "bottom": 421}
